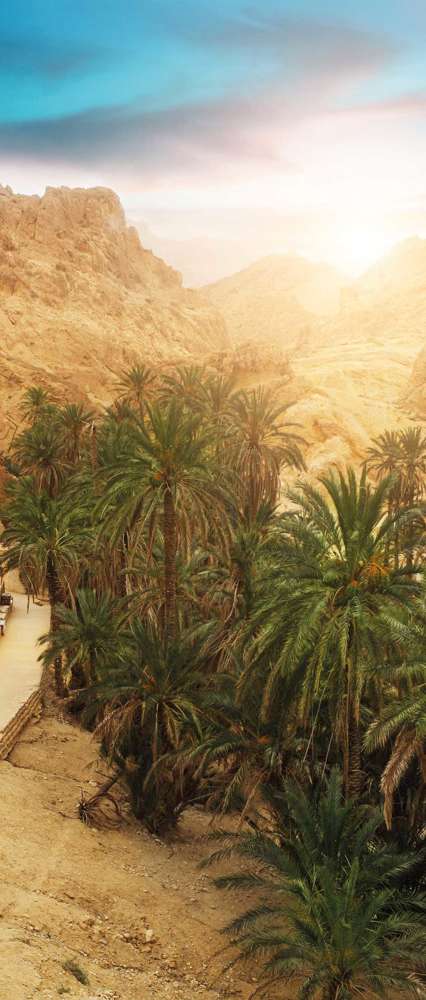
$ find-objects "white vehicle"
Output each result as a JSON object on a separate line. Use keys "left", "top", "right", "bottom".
{"left": 0, "top": 593, "right": 13, "bottom": 635}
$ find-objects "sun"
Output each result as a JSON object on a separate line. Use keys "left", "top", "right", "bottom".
{"left": 335, "top": 226, "right": 395, "bottom": 276}
{"left": 319, "top": 216, "right": 396, "bottom": 276}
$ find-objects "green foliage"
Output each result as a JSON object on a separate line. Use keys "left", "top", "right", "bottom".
{"left": 207, "top": 770, "right": 426, "bottom": 999}
{"left": 1, "top": 369, "right": 426, "bottom": 989}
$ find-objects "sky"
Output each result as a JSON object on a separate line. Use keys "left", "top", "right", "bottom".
{"left": 1, "top": 0, "right": 426, "bottom": 277}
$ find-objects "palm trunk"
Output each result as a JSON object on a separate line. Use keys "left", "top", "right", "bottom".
{"left": 90, "top": 423, "right": 98, "bottom": 472}
{"left": 163, "top": 484, "right": 177, "bottom": 643}
{"left": 343, "top": 703, "right": 363, "bottom": 800}
{"left": 46, "top": 555, "right": 65, "bottom": 698}
{"left": 343, "top": 654, "right": 363, "bottom": 800}
{"left": 348, "top": 710, "right": 363, "bottom": 799}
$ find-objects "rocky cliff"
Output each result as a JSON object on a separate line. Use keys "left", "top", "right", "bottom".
{"left": 0, "top": 184, "right": 227, "bottom": 437}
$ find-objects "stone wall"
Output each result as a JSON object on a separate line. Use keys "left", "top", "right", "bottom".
{"left": 0, "top": 688, "right": 42, "bottom": 760}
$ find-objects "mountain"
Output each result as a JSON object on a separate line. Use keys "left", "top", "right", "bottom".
{"left": 134, "top": 221, "right": 259, "bottom": 287}
{"left": 357, "top": 237, "right": 426, "bottom": 302}
{"left": 203, "top": 254, "right": 344, "bottom": 351}
{"left": 288, "top": 240, "right": 426, "bottom": 471}
{"left": 0, "top": 184, "right": 227, "bottom": 427}
{"left": 202, "top": 242, "right": 426, "bottom": 475}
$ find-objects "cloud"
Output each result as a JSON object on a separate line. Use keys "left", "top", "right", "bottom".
{"left": 0, "top": 91, "right": 302, "bottom": 183}
{"left": 335, "top": 89, "right": 426, "bottom": 118}
{"left": 0, "top": 38, "right": 103, "bottom": 80}
{"left": 178, "top": 8, "right": 398, "bottom": 88}
{"left": 0, "top": 10, "right": 400, "bottom": 186}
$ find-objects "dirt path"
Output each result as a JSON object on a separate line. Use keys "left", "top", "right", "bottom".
{"left": 0, "top": 574, "right": 50, "bottom": 731}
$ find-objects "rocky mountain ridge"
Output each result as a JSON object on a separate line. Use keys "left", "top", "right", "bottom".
{"left": 0, "top": 184, "right": 227, "bottom": 440}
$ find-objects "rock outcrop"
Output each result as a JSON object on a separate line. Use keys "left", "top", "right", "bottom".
{"left": 0, "top": 184, "right": 228, "bottom": 436}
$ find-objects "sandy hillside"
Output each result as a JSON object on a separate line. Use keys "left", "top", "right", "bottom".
{"left": 0, "top": 703, "right": 279, "bottom": 1000}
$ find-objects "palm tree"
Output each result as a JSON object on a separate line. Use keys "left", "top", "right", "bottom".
{"left": 191, "top": 670, "right": 308, "bottom": 819}
{"left": 366, "top": 430, "right": 402, "bottom": 483}
{"left": 100, "top": 399, "right": 226, "bottom": 641}
{"left": 160, "top": 364, "right": 204, "bottom": 408}
{"left": 12, "top": 419, "right": 65, "bottom": 495}
{"left": 91, "top": 619, "right": 215, "bottom": 831}
{"left": 398, "top": 427, "right": 426, "bottom": 507}
{"left": 207, "top": 770, "right": 426, "bottom": 999}
{"left": 193, "top": 371, "right": 238, "bottom": 456}
{"left": 116, "top": 363, "right": 157, "bottom": 416}
{"left": 366, "top": 430, "right": 403, "bottom": 564}
{"left": 1, "top": 479, "right": 92, "bottom": 693}
{"left": 247, "top": 468, "right": 422, "bottom": 797}
{"left": 229, "top": 386, "right": 305, "bottom": 520}
{"left": 367, "top": 428, "right": 426, "bottom": 567}
{"left": 20, "top": 385, "right": 56, "bottom": 423}
{"left": 58, "top": 403, "right": 94, "bottom": 466}
{"left": 365, "top": 676, "right": 426, "bottom": 831}
{"left": 38, "top": 588, "right": 127, "bottom": 688}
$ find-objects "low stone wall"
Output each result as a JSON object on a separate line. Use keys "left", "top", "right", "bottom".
{"left": 0, "top": 688, "right": 42, "bottom": 760}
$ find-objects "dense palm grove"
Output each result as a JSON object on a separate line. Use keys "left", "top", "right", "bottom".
{"left": 1, "top": 369, "right": 426, "bottom": 998}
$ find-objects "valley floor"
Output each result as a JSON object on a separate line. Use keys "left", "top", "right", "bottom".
{"left": 0, "top": 708, "right": 265, "bottom": 1000}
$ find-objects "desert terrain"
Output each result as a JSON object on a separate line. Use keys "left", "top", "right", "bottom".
{"left": 0, "top": 707, "right": 261, "bottom": 1000}
{"left": 1, "top": 184, "right": 426, "bottom": 999}
{"left": 1, "top": 183, "right": 425, "bottom": 469}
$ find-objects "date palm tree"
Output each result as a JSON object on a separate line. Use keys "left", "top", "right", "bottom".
{"left": 247, "top": 468, "right": 422, "bottom": 797}
{"left": 20, "top": 385, "right": 56, "bottom": 423}
{"left": 1, "top": 479, "right": 92, "bottom": 693}
{"left": 116, "top": 363, "right": 157, "bottom": 416}
{"left": 38, "top": 588, "right": 127, "bottom": 688}
{"left": 58, "top": 403, "right": 95, "bottom": 466}
{"left": 365, "top": 675, "right": 426, "bottom": 830}
{"left": 91, "top": 619, "right": 215, "bottom": 831}
{"left": 366, "top": 430, "right": 402, "bottom": 483}
{"left": 99, "top": 399, "right": 226, "bottom": 642}
{"left": 12, "top": 419, "right": 65, "bottom": 495}
{"left": 229, "top": 386, "right": 305, "bottom": 520}
{"left": 207, "top": 770, "right": 426, "bottom": 999}
{"left": 398, "top": 426, "right": 426, "bottom": 507}
{"left": 190, "top": 670, "right": 308, "bottom": 819}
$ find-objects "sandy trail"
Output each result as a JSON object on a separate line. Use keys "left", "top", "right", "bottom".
{"left": 0, "top": 573, "right": 50, "bottom": 732}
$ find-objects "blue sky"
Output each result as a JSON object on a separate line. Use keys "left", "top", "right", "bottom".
{"left": 1, "top": 1, "right": 426, "bottom": 271}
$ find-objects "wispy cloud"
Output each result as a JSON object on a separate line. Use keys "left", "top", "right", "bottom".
{"left": 0, "top": 11, "right": 399, "bottom": 183}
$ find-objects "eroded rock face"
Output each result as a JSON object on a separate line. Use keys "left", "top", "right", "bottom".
{"left": 0, "top": 184, "right": 228, "bottom": 433}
